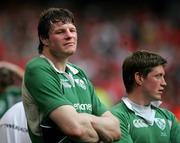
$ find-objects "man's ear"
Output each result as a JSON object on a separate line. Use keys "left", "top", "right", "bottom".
{"left": 135, "top": 72, "right": 144, "bottom": 85}
{"left": 40, "top": 37, "right": 49, "bottom": 47}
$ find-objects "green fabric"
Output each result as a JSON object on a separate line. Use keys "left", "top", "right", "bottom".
{"left": 0, "top": 86, "right": 21, "bottom": 118}
{"left": 112, "top": 101, "right": 180, "bottom": 143}
{"left": 23, "top": 57, "right": 107, "bottom": 143}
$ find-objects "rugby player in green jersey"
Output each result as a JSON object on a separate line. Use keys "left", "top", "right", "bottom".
{"left": 112, "top": 50, "right": 180, "bottom": 143}
{"left": 22, "top": 8, "right": 120, "bottom": 143}
{"left": 0, "top": 61, "right": 24, "bottom": 118}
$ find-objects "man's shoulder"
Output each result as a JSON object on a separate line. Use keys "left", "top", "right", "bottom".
{"left": 26, "top": 57, "right": 48, "bottom": 69}
{"left": 155, "top": 107, "right": 175, "bottom": 119}
{"left": 111, "top": 101, "right": 133, "bottom": 125}
{"left": 25, "top": 57, "right": 53, "bottom": 76}
{"left": 111, "top": 101, "right": 129, "bottom": 115}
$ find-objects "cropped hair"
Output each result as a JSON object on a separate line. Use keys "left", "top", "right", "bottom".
{"left": 122, "top": 50, "right": 167, "bottom": 93}
{"left": 38, "top": 8, "right": 75, "bottom": 54}
{"left": 0, "top": 68, "right": 14, "bottom": 89}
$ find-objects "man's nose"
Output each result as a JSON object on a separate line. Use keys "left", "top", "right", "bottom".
{"left": 162, "top": 77, "right": 167, "bottom": 87}
{"left": 65, "top": 30, "right": 73, "bottom": 38}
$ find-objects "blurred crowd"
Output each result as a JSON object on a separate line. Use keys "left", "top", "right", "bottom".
{"left": 0, "top": 2, "right": 180, "bottom": 118}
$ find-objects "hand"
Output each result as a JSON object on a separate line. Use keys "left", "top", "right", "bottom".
{"left": 91, "top": 111, "right": 121, "bottom": 143}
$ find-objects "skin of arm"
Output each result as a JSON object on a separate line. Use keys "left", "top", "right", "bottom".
{"left": 91, "top": 111, "right": 121, "bottom": 143}
{"left": 50, "top": 106, "right": 121, "bottom": 143}
{"left": 49, "top": 105, "right": 100, "bottom": 143}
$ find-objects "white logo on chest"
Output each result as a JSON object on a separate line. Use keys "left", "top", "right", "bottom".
{"left": 155, "top": 118, "right": 166, "bottom": 131}
{"left": 75, "top": 79, "right": 86, "bottom": 90}
{"left": 133, "top": 119, "right": 148, "bottom": 128}
{"left": 61, "top": 79, "right": 72, "bottom": 88}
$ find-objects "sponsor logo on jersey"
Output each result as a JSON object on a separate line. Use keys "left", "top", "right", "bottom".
{"left": 73, "top": 103, "right": 92, "bottom": 112}
{"left": 155, "top": 118, "right": 166, "bottom": 131}
{"left": 0, "top": 124, "right": 28, "bottom": 132}
{"left": 133, "top": 119, "right": 148, "bottom": 128}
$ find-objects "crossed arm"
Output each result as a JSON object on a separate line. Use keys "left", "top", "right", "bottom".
{"left": 49, "top": 105, "right": 121, "bottom": 143}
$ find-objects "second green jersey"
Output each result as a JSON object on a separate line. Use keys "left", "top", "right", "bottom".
{"left": 111, "top": 98, "right": 180, "bottom": 143}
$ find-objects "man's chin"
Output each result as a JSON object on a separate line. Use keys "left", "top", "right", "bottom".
{"left": 66, "top": 50, "right": 76, "bottom": 56}
{"left": 155, "top": 95, "right": 162, "bottom": 101}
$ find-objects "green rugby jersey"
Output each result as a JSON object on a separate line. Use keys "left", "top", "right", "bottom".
{"left": 112, "top": 100, "right": 180, "bottom": 143}
{"left": 0, "top": 86, "right": 21, "bottom": 118}
{"left": 22, "top": 56, "right": 106, "bottom": 143}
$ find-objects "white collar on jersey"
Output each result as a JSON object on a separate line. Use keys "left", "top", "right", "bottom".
{"left": 122, "top": 97, "right": 162, "bottom": 125}
{"left": 40, "top": 55, "right": 79, "bottom": 75}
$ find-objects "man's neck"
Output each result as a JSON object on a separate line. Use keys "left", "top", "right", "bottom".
{"left": 128, "top": 92, "right": 151, "bottom": 106}
{"left": 42, "top": 51, "right": 68, "bottom": 72}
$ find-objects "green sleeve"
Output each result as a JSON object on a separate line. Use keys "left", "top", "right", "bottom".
{"left": 112, "top": 109, "right": 133, "bottom": 143}
{"left": 170, "top": 112, "right": 180, "bottom": 143}
{"left": 24, "top": 65, "right": 72, "bottom": 117}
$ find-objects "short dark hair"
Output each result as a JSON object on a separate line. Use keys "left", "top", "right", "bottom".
{"left": 38, "top": 8, "right": 75, "bottom": 54}
{"left": 122, "top": 50, "right": 167, "bottom": 93}
{"left": 0, "top": 68, "right": 14, "bottom": 89}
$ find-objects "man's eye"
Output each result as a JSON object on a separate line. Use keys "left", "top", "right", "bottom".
{"left": 56, "top": 31, "right": 63, "bottom": 34}
{"left": 70, "top": 29, "right": 76, "bottom": 32}
{"left": 155, "top": 74, "right": 164, "bottom": 79}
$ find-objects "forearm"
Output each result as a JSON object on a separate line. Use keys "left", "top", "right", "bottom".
{"left": 50, "top": 105, "right": 99, "bottom": 142}
{"left": 91, "top": 111, "right": 121, "bottom": 142}
{"left": 50, "top": 106, "right": 120, "bottom": 142}
{"left": 71, "top": 113, "right": 100, "bottom": 142}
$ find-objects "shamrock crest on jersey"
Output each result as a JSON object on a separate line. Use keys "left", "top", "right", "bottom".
{"left": 155, "top": 118, "right": 166, "bottom": 131}
{"left": 75, "top": 79, "right": 86, "bottom": 90}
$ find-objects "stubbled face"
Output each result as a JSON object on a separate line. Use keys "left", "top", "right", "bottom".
{"left": 46, "top": 21, "right": 77, "bottom": 58}
{"left": 142, "top": 65, "right": 167, "bottom": 102}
